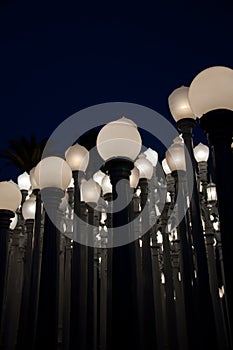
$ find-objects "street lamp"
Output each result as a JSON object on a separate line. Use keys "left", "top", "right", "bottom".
{"left": 65, "top": 143, "right": 89, "bottom": 172}
{"left": 169, "top": 85, "right": 218, "bottom": 349}
{"left": 82, "top": 178, "right": 101, "bottom": 349}
{"left": 143, "top": 147, "right": 158, "bottom": 167}
{"left": 193, "top": 142, "right": 210, "bottom": 193}
{"left": 0, "top": 181, "right": 22, "bottom": 212}
{"left": 81, "top": 178, "right": 101, "bottom": 350}
{"left": 162, "top": 158, "right": 171, "bottom": 175}
{"left": 165, "top": 138, "right": 199, "bottom": 350}
{"left": 129, "top": 166, "right": 140, "bottom": 189}
{"left": 0, "top": 181, "right": 22, "bottom": 330}
{"left": 97, "top": 116, "right": 142, "bottom": 237}
{"left": 65, "top": 143, "right": 90, "bottom": 350}
{"left": 17, "top": 171, "right": 31, "bottom": 204}
{"left": 101, "top": 175, "right": 112, "bottom": 197}
{"left": 34, "top": 156, "right": 72, "bottom": 349}
{"left": 189, "top": 66, "right": 233, "bottom": 344}
{"left": 22, "top": 195, "right": 36, "bottom": 221}
{"left": 165, "top": 136, "right": 186, "bottom": 172}
{"left": 17, "top": 195, "right": 37, "bottom": 348}
{"left": 135, "top": 153, "right": 157, "bottom": 349}
{"left": 193, "top": 143, "right": 209, "bottom": 163}
{"left": 25, "top": 166, "right": 42, "bottom": 349}
{"left": 135, "top": 154, "right": 154, "bottom": 180}
{"left": 81, "top": 178, "right": 101, "bottom": 206}
{"left": 97, "top": 116, "right": 141, "bottom": 161}
{"left": 93, "top": 169, "right": 105, "bottom": 187}
{"left": 96, "top": 116, "right": 142, "bottom": 350}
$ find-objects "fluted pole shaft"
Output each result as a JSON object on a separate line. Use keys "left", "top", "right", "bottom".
{"left": 35, "top": 187, "right": 63, "bottom": 350}
{"left": 139, "top": 178, "right": 156, "bottom": 350}
{"left": 106, "top": 158, "right": 139, "bottom": 350}
{"left": 177, "top": 118, "right": 217, "bottom": 349}
{"left": 200, "top": 110, "right": 233, "bottom": 346}
{"left": 70, "top": 170, "right": 88, "bottom": 350}
{"left": 0, "top": 210, "right": 14, "bottom": 332}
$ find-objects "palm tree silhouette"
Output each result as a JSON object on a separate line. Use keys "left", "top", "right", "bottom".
{"left": 0, "top": 134, "right": 48, "bottom": 174}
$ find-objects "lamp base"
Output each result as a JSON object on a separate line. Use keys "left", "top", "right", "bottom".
{"left": 199, "top": 109, "right": 233, "bottom": 145}
{"left": 0, "top": 209, "right": 15, "bottom": 228}
{"left": 177, "top": 117, "right": 196, "bottom": 134}
{"left": 104, "top": 157, "right": 134, "bottom": 182}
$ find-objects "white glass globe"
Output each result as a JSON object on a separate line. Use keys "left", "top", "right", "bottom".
{"left": 193, "top": 143, "right": 209, "bottom": 162}
{"left": 168, "top": 86, "right": 196, "bottom": 122}
{"left": 34, "top": 156, "right": 72, "bottom": 190}
{"left": 188, "top": 66, "right": 233, "bottom": 118}
{"left": 143, "top": 148, "right": 158, "bottom": 167}
{"left": 59, "top": 192, "right": 69, "bottom": 211}
{"left": 130, "top": 166, "right": 140, "bottom": 188}
{"left": 67, "top": 178, "right": 74, "bottom": 188}
{"left": 22, "top": 195, "right": 36, "bottom": 220}
{"left": 10, "top": 213, "right": 18, "bottom": 230}
{"left": 102, "top": 175, "right": 112, "bottom": 195}
{"left": 65, "top": 143, "right": 89, "bottom": 171}
{"left": 166, "top": 137, "right": 186, "bottom": 172}
{"left": 93, "top": 170, "right": 106, "bottom": 186}
{"left": 162, "top": 159, "right": 171, "bottom": 175}
{"left": 17, "top": 171, "right": 31, "bottom": 190}
{"left": 81, "top": 179, "right": 101, "bottom": 204}
{"left": 30, "top": 167, "right": 40, "bottom": 190}
{"left": 135, "top": 154, "right": 153, "bottom": 180}
{"left": 96, "top": 117, "right": 142, "bottom": 161}
{"left": 0, "top": 181, "right": 22, "bottom": 212}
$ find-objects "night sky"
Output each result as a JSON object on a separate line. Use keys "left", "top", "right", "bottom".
{"left": 0, "top": 0, "right": 233, "bottom": 181}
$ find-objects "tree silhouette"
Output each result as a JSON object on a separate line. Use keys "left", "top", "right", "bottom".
{"left": 0, "top": 134, "right": 48, "bottom": 173}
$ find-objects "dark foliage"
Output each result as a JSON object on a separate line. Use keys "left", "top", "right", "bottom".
{"left": 0, "top": 134, "right": 48, "bottom": 173}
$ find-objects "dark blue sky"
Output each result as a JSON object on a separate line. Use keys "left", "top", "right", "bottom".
{"left": 0, "top": 0, "right": 233, "bottom": 180}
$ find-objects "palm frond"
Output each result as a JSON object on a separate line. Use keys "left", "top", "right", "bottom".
{"left": 0, "top": 133, "right": 48, "bottom": 173}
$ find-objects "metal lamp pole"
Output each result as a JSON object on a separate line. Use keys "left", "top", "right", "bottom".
{"left": 200, "top": 109, "right": 233, "bottom": 344}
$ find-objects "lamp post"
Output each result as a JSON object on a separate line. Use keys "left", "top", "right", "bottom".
{"left": 162, "top": 160, "right": 189, "bottom": 350}
{"left": 0, "top": 181, "right": 22, "bottom": 335}
{"left": 194, "top": 147, "right": 230, "bottom": 349}
{"left": 0, "top": 181, "right": 22, "bottom": 327}
{"left": 189, "top": 66, "right": 233, "bottom": 344}
{"left": 34, "top": 156, "right": 72, "bottom": 350}
{"left": 25, "top": 166, "right": 43, "bottom": 349}
{"left": 135, "top": 154, "right": 157, "bottom": 349}
{"left": 98, "top": 174, "right": 113, "bottom": 350}
{"left": 169, "top": 86, "right": 217, "bottom": 349}
{"left": 81, "top": 178, "right": 101, "bottom": 350}
{"left": 17, "top": 195, "right": 36, "bottom": 349}
{"left": 65, "top": 142, "right": 89, "bottom": 350}
{"left": 97, "top": 116, "right": 142, "bottom": 350}
{"left": 166, "top": 137, "right": 197, "bottom": 350}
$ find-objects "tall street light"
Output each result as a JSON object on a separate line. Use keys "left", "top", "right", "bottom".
{"left": 135, "top": 154, "right": 157, "bottom": 349}
{"left": 189, "top": 66, "right": 233, "bottom": 344}
{"left": 65, "top": 142, "right": 89, "bottom": 350}
{"left": 81, "top": 178, "right": 101, "bottom": 350}
{"left": 0, "top": 181, "right": 22, "bottom": 333}
{"left": 34, "top": 156, "right": 72, "bottom": 350}
{"left": 96, "top": 116, "right": 142, "bottom": 350}
{"left": 166, "top": 136, "right": 196, "bottom": 350}
{"left": 17, "top": 195, "right": 36, "bottom": 350}
{"left": 168, "top": 86, "right": 217, "bottom": 349}
{"left": 194, "top": 143, "right": 230, "bottom": 349}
